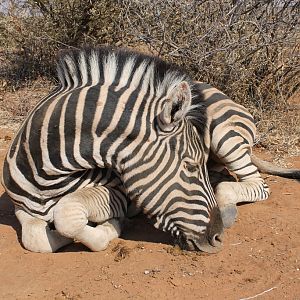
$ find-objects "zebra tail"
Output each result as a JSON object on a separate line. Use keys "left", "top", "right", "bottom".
{"left": 251, "top": 154, "right": 300, "bottom": 180}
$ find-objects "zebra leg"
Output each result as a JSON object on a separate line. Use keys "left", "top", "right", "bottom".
{"left": 15, "top": 206, "right": 73, "bottom": 253}
{"left": 53, "top": 186, "right": 125, "bottom": 251}
{"left": 215, "top": 179, "right": 269, "bottom": 228}
{"left": 214, "top": 155, "right": 270, "bottom": 228}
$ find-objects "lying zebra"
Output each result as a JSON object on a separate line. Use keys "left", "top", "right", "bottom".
{"left": 2, "top": 47, "right": 223, "bottom": 253}
{"left": 2, "top": 47, "right": 299, "bottom": 253}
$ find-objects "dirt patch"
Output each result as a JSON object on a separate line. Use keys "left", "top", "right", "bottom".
{"left": 0, "top": 125, "right": 300, "bottom": 300}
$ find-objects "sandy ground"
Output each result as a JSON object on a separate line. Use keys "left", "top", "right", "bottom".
{"left": 0, "top": 128, "right": 299, "bottom": 300}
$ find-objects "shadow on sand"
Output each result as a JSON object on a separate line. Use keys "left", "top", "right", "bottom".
{"left": 0, "top": 191, "right": 22, "bottom": 242}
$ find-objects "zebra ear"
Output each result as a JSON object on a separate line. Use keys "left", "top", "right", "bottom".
{"left": 159, "top": 81, "right": 192, "bottom": 130}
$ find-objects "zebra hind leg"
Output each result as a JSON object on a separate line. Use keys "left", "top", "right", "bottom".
{"left": 53, "top": 186, "right": 125, "bottom": 251}
{"left": 15, "top": 207, "right": 73, "bottom": 253}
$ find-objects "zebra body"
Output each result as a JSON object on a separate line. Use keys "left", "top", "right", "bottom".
{"left": 2, "top": 48, "right": 222, "bottom": 253}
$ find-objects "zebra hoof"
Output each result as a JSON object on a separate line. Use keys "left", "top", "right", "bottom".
{"left": 220, "top": 204, "right": 237, "bottom": 228}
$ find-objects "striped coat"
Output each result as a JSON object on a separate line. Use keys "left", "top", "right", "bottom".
{"left": 2, "top": 48, "right": 223, "bottom": 253}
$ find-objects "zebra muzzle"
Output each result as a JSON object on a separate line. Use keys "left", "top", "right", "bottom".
{"left": 198, "top": 207, "right": 224, "bottom": 253}
{"left": 176, "top": 207, "right": 224, "bottom": 253}
{"left": 183, "top": 207, "right": 224, "bottom": 253}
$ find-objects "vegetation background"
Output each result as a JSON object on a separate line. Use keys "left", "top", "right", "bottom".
{"left": 0, "top": 0, "right": 299, "bottom": 159}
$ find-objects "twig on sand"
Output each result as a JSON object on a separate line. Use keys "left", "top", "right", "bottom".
{"left": 239, "top": 286, "right": 277, "bottom": 300}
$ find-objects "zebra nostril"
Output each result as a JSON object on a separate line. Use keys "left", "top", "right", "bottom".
{"left": 210, "top": 232, "right": 223, "bottom": 247}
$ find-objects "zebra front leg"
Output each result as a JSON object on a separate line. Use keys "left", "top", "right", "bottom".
{"left": 208, "top": 166, "right": 239, "bottom": 228}
{"left": 53, "top": 186, "right": 126, "bottom": 251}
{"left": 212, "top": 149, "right": 270, "bottom": 228}
{"left": 75, "top": 219, "right": 122, "bottom": 251}
{"left": 215, "top": 177, "right": 270, "bottom": 228}
{"left": 15, "top": 207, "right": 73, "bottom": 253}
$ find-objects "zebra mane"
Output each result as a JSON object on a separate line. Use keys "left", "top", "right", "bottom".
{"left": 56, "top": 46, "right": 206, "bottom": 134}
{"left": 186, "top": 84, "right": 208, "bottom": 138}
{"left": 56, "top": 47, "right": 188, "bottom": 91}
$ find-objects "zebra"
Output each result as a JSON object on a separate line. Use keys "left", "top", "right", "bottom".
{"left": 1, "top": 47, "right": 223, "bottom": 253}
{"left": 192, "top": 81, "right": 300, "bottom": 228}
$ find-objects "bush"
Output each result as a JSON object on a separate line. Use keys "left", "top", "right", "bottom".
{"left": 0, "top": 0, "right": 299, "bottom": 115}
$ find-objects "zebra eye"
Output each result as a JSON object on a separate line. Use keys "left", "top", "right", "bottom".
{"left": 184, "top": 162, "right": 198, "bottom": 173}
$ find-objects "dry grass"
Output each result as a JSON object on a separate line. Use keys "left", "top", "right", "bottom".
{"left": 255, "top": 103, "right": 300, "bottom": 162}
{"left": 0, "top": 0, "right": 299, "bottom": 158}
{"left": 0, "top": 78, "right": 53, "bottom": 116}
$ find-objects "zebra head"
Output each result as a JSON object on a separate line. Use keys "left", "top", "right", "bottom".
{"left": 122, "top": 80, "right": 224, "bottom": 253}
